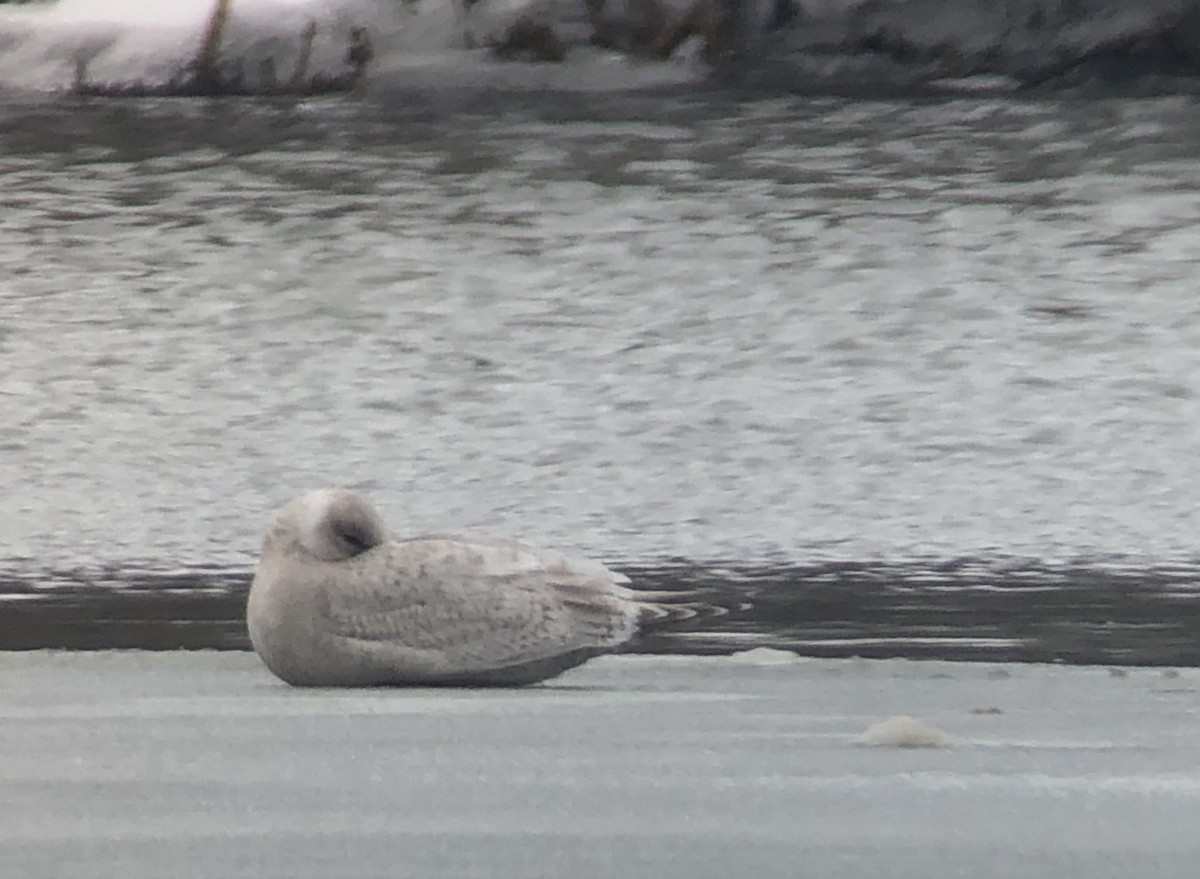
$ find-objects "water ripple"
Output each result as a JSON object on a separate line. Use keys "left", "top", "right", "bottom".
{"left": 2, "top": 92, "right": 1200, "bottom": 574}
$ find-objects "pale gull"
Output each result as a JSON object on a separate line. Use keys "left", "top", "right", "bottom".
{"left": 247, "top": 488, "right": 669, "bottom": 686}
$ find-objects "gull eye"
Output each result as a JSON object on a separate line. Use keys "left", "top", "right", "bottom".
{"left": 332, "top": 517, "right": 377, "bottom": 556}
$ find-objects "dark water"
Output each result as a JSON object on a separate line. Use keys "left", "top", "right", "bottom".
{"left": 3, "top": 84, "right": 1200, "bottom": 662}
{"left": 4, "top": 560, "right": 1200, "bottom": 665}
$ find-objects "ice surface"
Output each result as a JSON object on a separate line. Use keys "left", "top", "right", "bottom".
{"left": 2, "top": 652, "right": 1198, "bottom": 878}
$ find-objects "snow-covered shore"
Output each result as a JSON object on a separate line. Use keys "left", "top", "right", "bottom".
{"left": 3, "top": 0, "right": 1200, "bottom": 94}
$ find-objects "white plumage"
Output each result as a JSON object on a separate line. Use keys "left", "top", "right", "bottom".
{"left": 246, "top": 488, "right": 642, "bottom": 686}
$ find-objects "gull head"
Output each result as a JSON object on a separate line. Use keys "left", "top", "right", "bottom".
{"left": 263, "top": 488, "right": 389, "bottom": 563}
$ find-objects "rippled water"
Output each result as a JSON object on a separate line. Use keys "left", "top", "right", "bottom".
{"left": 6, "top": 83, "right": 1200, "bottom": 661}
{"left": 5, "top": 87, "right": 1200, "bottom": 575}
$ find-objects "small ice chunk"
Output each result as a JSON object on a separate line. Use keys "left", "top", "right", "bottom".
{"left": 727, "top": 647, "right": 803, "bottom": 666}
{"left": 858, "top": 715, "right": 950, "bottom": 748}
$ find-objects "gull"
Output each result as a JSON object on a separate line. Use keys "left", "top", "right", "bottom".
{"left": 247, "top": 488, "right": 685, "bottom": 686}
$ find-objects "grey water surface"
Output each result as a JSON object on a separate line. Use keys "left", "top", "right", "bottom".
{"left": 3, "top": 86, "right": 1200, "bottom": 655}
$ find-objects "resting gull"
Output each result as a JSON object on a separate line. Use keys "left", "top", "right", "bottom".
{"left": 247, "top": 488, "right": 681, "bottom": 686}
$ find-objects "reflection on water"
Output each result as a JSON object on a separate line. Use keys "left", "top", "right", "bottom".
{"left": 2, "top": 86, "right": 1200, "bottom": 657}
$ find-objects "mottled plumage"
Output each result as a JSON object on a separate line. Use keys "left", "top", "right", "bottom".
{"left": 247, "top": 489, "right": 641, "bottom": 686}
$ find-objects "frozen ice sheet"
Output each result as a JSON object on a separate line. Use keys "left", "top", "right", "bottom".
{"left": 1, "top": 652, "right": 1197, "bottom": 878}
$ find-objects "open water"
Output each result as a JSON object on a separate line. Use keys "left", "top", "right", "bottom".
{"left": 3, "top": 43, "right": 1200, "bottom": 659}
